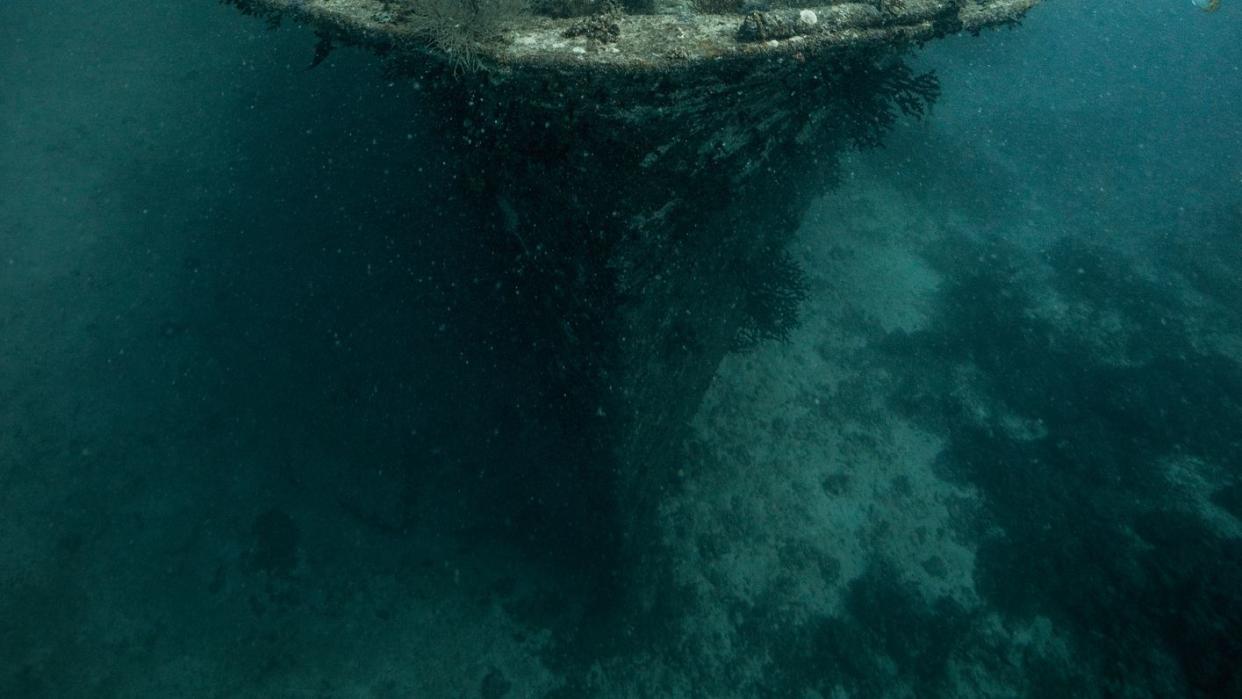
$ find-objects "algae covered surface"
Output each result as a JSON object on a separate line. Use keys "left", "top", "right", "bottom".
{"left": 2, "top": 1, "right": 1241, "bottom": 697}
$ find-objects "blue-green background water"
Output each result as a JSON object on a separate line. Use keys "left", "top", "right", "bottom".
{"left": 1, "top": 2, "right": 1240, "bottom": 696}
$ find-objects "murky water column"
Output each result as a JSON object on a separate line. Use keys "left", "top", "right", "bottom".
{"left": 221, "top": 0, "right": 1037, "bottom": 611}
{"left": 409, "top": 49, "right": 937, "bottom": 605}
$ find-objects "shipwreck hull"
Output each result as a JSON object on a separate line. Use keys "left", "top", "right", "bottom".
{"left": 225, "top": 0, "right": 1042, "bottom": 603}
{"left": 227, "top": 0, "right": 1040, "bottom": 72}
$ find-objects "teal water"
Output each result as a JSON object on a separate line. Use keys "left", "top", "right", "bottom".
{"left": 1, "top": 2, "right": 1240, "bottom": 697}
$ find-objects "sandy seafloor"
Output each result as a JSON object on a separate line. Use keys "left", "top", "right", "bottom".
{"left": 2, "top": 1, "right": 1240, "bottom": 698}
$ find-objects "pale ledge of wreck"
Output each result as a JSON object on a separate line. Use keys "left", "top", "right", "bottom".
{"left": 229, "top": 0, "right": 1040, "bottom": 73}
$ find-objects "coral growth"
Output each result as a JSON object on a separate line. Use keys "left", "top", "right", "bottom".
{"left": 833, "top": 56, "right": 941, "bottom": 149}
{"left": 733, "top": 248, "right": 810, "bottom": 350}
{"left": 387, "top": 0, "right": 531, "bottom": 72}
